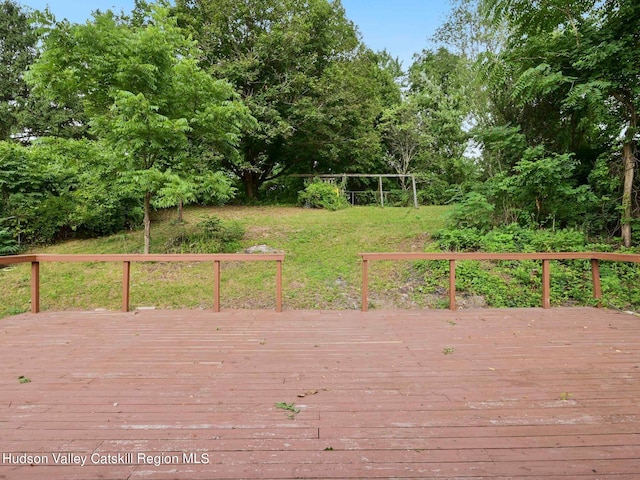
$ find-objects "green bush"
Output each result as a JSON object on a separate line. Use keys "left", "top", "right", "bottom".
{"left": 434, "top": 228, "right": 484, "bottom": 251}
{"left": 164, "top": 216, "right": 245, "bottom": 253}
{"left": 422, "top": 225, "right": 640, "bottom": 309}
{"left": 479, "top": 224, "right": 587, "bottom": 253}
{"left": 447, "top": 192, "right": 494, "bottom": 231}
{"left": 298, "top": 181, "right": 349, "bottom": 211}
{"left": 0, "top": 226, "right": 19, "bottom": 256}
{"left": 436, "top": 224, "right": 589, "bottom": 253}
{"left": 0, "top": 139, "right": 143, "bottom": 245}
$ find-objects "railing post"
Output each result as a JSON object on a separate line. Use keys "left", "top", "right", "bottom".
{"left": 122, "top": 261, "right": 130, "bottom": 312}
{"left": 213, "top": 260, "right": 221, "bottom": 313}
{"left": 591, "top": 258, "right": 602, "bottom": 308}
{"left": 31, "top": 261, "right": 40, "bottom": 314}
{"left": 362, "top": 258, "right": 369, "bottom": 312}
{"left": 542, "top": 259, "right": 551, "bottom": 308}
{"left": 276, "top": 259, "right": 283, "bottom": 312}
{"left": 449, "top": 259, "right": 456, "bottom": 311}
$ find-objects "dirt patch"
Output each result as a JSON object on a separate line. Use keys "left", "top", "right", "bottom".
{"left": 397, "top": 232, "right": 432, "bottom": 252}
{"left": 244, "top": 225, "right": 291, "bottom": 244}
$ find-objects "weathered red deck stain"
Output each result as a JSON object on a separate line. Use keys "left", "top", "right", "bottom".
{"left": 1, "top": 307, "right": 640, "bottom": 479}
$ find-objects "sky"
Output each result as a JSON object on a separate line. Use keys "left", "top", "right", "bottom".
{"left": 18, "top": 0, "right": 453, "bottom": 68}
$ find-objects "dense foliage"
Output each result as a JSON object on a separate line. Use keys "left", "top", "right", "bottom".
{"left": 471, "top": 0, "right": 639, "bottom": 243}
{"left": 0, "top": 0, "right": 638, "bottom": 254}
{"left": 298, "top": 180, "right": 350, "bottom": 211}
{"left": 173, "top": 0, "right": 396, "bottom": 200}
{"left": 164, "top": 215, "right": 245, "bottom": 254}
{"left": 422, "top": 224, "right": 640, "bottom": 309}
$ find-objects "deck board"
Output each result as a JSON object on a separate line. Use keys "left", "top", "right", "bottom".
{"left": 1, "top": 307, "right": 640, "bottom": 479}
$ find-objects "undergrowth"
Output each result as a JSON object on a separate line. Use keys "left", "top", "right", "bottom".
{"left": 418, "top": 224, "right": 640, "bottom": 310}
{"left": 164, "top": 216, "right": 245, "bottom": 253}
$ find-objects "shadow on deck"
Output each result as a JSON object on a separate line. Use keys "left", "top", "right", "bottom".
{"left": 2, "top": 307, "right": 640, "bottom": 479}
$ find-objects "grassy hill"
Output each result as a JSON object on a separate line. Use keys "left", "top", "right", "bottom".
{"left": 0, "top": 205, "right": 451, "bottom": 317}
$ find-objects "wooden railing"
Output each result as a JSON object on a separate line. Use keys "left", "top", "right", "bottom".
{"left": 359, "top": 252, "right": 640, "bottom": 312}
{"left": 3, "top": 251, "right": 640, "bottom": 314}
{"left": 0, "top": 254, "right": 284, "bottom": 313}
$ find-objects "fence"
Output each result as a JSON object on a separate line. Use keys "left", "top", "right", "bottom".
{"left": 3, "top": 251, "right": 640, "bottom": 314}
{"left": 359, "top": 252, "right": 640, "bottom": 311}
{"left": 0, "top": 254, "right": 284, "bottom": 313}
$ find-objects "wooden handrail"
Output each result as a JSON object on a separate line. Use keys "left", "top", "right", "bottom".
{"left": 0, "top": 254, "right": 36, "bottom": 265}
{"left": 359, "top": 252, "right": 640, "bottom": 312}
{"left": 3, "top": 251, "right": 639, "bottom": 314}
{"left": 360, "top": 252, "right": 600, "bottom": 261}
{"left": 0, "top": 254, "right": 285, "bottom": 314}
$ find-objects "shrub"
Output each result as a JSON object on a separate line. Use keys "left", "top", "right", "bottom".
{"left": 298, "top": 181, "right": 349, "bottom": 211}
{"left": 479, "top": 224, "right": 587, "bottom": 253}
{"left": 433, "top": 228, "right": 484, "bottom": 251}
{"left": 436, "top": 224, "right": 589, "bottom": 253}
{"left": 447, "top": 192, "right": 494, "bottom": 231}
{"left": 422, "top": 224, "right": 640, "bottom": 309}
{"left": 0, "top": 227, "right": 19, "bottom": 256}
{"left": 164, "top": 216, "right": 245, "bottom": 254}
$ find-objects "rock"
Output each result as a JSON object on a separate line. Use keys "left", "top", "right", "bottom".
{"left": 457, "top": 295, "right": 487, "bottom": 309}
{"left": 244, "top": 244, "right": 282, "bottom": 254}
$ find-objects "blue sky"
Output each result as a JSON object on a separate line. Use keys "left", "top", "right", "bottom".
{"left": 19, "top": 0, "right": 452, "bottom": 68}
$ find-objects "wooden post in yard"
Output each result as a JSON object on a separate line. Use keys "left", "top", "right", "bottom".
{"left": 542, "top": 259, "right": 551, "bottom": 308}
{"left": 122, "top": 261, "right": 131, "bottom": 312}
{"left": 449, "top": 259, "right": 456, "bottom": 311}
{"left": 276, "top": 259, "right": 283, "bottom": 312}
{"left": 213, "top": 260, "right": 221, "bottom": 312}
{"left": 31, "top": 261, "right": 40, "bottom": 314}
{"left": 362, "top": 259, "right": 369, "bottom": 312}
{"left": 591, "top": 259, "right": 602, "bottom": 308}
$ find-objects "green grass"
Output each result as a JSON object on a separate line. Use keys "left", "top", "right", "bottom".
{"left": 0, "top": 205, "right": 451, "bottom": 317}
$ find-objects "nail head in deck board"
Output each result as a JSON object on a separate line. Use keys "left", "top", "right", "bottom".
{"left": 2, "top": 308, "right": 640, "bottom": 479}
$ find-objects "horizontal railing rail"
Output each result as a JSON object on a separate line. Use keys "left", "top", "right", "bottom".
{"left": 3, "top": 251, "right": 640, "bottom": 314}
{"left": 359, "top": 252, "right": 640, "bottom": 311}
{"left": 0, "top": 254, "right": 284, "bottom": 314}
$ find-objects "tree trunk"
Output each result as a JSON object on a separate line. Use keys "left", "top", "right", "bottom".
{"left": 621, "top": 141, "right": 635, "bottom": 248}
{"left": 143, "top": 191, "right": 152, "bottom": 254}
{"left": 242, "top": 171, "right": 259, "bottom": 201}
{"left": 177, "top": 199, "right": 183, "bottom": 223}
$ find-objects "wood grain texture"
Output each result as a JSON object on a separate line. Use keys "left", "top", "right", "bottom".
{"left": 2, "top": 307, "right": 640, "bottom": 479}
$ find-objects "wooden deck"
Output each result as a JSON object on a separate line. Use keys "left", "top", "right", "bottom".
{"left": 1, "top": 307, "right": 640, "bottom": 479}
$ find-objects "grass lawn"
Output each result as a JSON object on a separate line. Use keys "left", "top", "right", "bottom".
{"left": 0, "top": 205, "right": 451, "bottom": 317}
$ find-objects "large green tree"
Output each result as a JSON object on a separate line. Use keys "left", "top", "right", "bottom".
{"left": 0, "top": 3, "right": 88, "bottom": 142}
{"left": 386, "top": 48, "right": 474, "bottom": 202}
{"left": 173, "top": 0, "right": 392, "bottom": 199}
{"left": 481, "top": 0, "right": 639, "bottom": 244}
{"left": 27, "top": 4, "right": 252, "bottom": 253}
{"left": 0, "top": 0, "right": 37, "bottom": 140}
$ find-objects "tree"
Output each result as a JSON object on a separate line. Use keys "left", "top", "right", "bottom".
{"left": 173, "top": 0, "right": 389, "bottom": 199}
{"left": 0, "top": 0, "right": 37, "bottom": 140}
{"left": 434, "top": 0, "right": 504, "bottom": 62}
{"left": 0, "top": 3, "right": 89, "bottom": 143}
{"left": 482, "top": 0, "right": 640, "bottom": 244}
{"left": 405, "top": 48, "right": 473, "bottom": 201}
{"left": 154, "top": 170, "right": 236, "bottom": 222}
{"left": 0, "top": 137, "right": 142, "bottom": 245}
{"left": 378, "top": 94, "right": 431, "bottom": 189}
{"left": 27, "top": 4, "right": 252, "bottom": 253}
